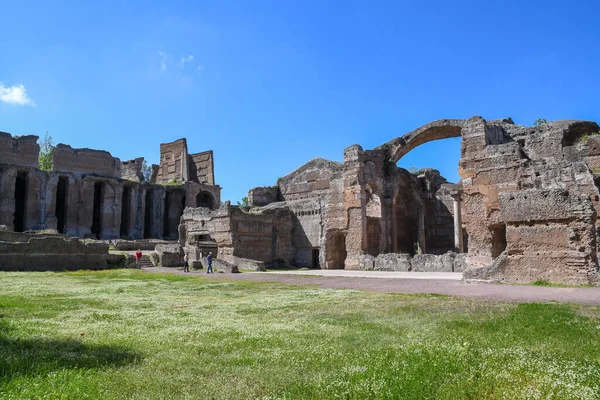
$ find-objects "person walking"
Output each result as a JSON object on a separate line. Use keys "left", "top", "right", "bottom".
{"left": 206, "top": 252, "right": 213, "bottom": 274}
{"left": 183, "top": 252, "right": 189, "bottom": 272}
{"left": 135, "top": 249, "right": 143, "bottom": 269}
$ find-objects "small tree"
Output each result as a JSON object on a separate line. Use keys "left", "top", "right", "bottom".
{"left": 141, "top": 160, "right": 153, "bottom": 182}
{"left": 533, "top": 118, "right": 548, "bottom": 126}
{"left": 237, "top": 196, "right": 249, "bottom": 207}
{"left": 38, "top": 132, "right": 55, "bottom": 171}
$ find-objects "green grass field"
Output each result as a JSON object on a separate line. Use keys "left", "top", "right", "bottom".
{"left": 1, "top": 270, "right": 600, "bottom": 399}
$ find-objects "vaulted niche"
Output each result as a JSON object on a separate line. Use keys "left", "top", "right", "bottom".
{"left": 144, "top": 189, "right": 154, "bottom": 239}
{"left": 55, "top": 177, "right": 68, "bottom": 234}
{"left": 91, "top": 181, "right": 104, "bottom": 238}
{"left": 120, "top": 186, "right": 131, "bottom": 237}
{"left": 13, "top": 171, "right": 28, "bottom": 232}
{"left": 196, "top": 191, "right": 214, "bottom": 209}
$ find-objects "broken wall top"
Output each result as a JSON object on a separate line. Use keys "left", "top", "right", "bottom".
{"left": 121, "top": 157, "right": 145, "bottom": 182}
{"left": 0, "top": 132, "right": 40, "bottom": 168}
{"left": 156, "top": 138, "right": 189, "bottom": 183}
{"left": 189, "top": 150, "right": 215, "bottom": 185}
{"left": 278, "top": 157, "right": 343, "bottom": 199}
{"left": 52, "top": 144, "right": 121, "bottom": 178}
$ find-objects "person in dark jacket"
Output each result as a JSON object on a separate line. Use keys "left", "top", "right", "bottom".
{"left": 206, "top": 252, "right": 213, "bottom": 274}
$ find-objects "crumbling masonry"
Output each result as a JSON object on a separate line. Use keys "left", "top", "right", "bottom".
{"left": 0, "top": 134, "right": 220, "bottom": 240}
{"left": 179, "top": 117, "right": 600, "bottom": 285}
{"left": 2, "top": 116, "right": 600, "bottom": 284}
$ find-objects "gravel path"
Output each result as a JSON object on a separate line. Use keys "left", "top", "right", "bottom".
{"left": 144, "top": 267, "right": 600, "bottom": 305}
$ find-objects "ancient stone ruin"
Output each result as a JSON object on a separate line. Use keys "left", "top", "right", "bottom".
{"left": 0, "top": 134, "right": 220, "bottom": 239}
{"left": 0, "top": 133, "right": 220, "bottom": 269}
{"left": 179, "top": 117, "right": 600, "bottom": 285}
{"left": 2, "top": 116, "right": 600, "bottom": 285}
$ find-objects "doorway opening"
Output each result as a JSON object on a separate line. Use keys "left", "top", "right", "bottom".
{"left": 120, "top": 186, "right": 131, "bottom": 237}
{"left": 144, "top": 189, "right": 154, "bottom": 238}
{"left": 163, "top": 191, "right": 172, "bottom": 238}
{"left": 312, "top": 248, "right": 320, "bottom": 268}
{"left": 56, "top": 177, "right": 68, "bottom": 234}
{"left": 91, "top": 181, "right": 104, "bottom": 238}
{"left": 13, "top": 171, "right": 28, "bottom": 232}
{"left": 490, "top": 224, "right": 507, "bottom": 258}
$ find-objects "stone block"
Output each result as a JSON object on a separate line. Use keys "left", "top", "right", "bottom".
{"left": 155, "top": 243, "right": 183, "bottom": 267}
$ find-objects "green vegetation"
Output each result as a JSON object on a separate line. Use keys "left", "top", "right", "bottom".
{"left": 237, "top": 196, "right": 249, "bottom": 207}
{"left": 141, "top": 160, "right": 153, "bottom": 182}
{"left": 1, "top": 270, "right": 600, "bottom": 399}
{"left": 531, "top": 279, "right": 593, "bottom": 288}
{"left": 38, "top": 132, "right": 55, "bottom": 171}
{"left": 533, "top": 118, "right": 548, "bottom": 126}
{"left": 161, "top": 178, "right": 182, "bottom": 186}
{"left": 579, "top": 131, "right": 600, "bottom": 143}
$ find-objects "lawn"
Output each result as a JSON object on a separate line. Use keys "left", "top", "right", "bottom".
{"left": 1, "top": 270, "right": 599, "bottom": 399}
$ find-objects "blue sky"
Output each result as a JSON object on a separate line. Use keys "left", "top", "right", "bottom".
{"left": 1, "top": 0, "right": 599, "bottom": 202}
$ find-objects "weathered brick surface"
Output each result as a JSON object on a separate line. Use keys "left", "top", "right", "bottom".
{"left": 52, "top": 144, "right": 121, "bottom": 178}
{"left": 0, "top": 133, "right": 39, "bottom": 168}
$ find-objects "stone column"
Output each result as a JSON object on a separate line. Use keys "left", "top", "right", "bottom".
{"left": 450, "top": 188, "right": 464, "bottom": 253}
{"left": 417, "top": 203, "right": 426, "bottom": 254}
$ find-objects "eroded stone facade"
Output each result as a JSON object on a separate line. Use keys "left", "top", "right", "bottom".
{"left": 181, "top": 117, "right": 600, "bottom": 284}
{"left": 0, "top": 135, "right": 220, "bottom": 240}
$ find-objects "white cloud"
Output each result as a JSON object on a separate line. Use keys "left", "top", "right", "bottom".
{"left": 158, "top": 51, "right": 170, "bottom": 72}
{"left": 179, "top": 55, "right": 194, "bottom": 68}
{"left": 157, "top": 51, "right": 201, "bottom": 74}
{"left": 0, "top": 82, "right": 34, "bottom": 106}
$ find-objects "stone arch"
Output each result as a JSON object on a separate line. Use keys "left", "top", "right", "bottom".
{"left": 196, "top": 191, "right": 215, "bottom": 209}
{"left": 376, "top": 119, "right": 465, "bottom": 163}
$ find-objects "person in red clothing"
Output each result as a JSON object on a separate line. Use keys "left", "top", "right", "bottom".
{"left": 135, "top": 249, "right": 143, "bottom": 269}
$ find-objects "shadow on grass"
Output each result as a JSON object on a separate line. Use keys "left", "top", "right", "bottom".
{"left": 0, "top": 318, "right": 142, "bottom": 382}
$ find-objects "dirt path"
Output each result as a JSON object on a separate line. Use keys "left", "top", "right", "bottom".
{"left": 144, "top": 267, "right": 600, "bottom": 305}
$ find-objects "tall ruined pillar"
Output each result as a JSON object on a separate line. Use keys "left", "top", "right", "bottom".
{"left": 452, "top": 193, "right": 464, "bottom": 253}
{"left": 417, "top": 203, "right": 426, "bottom": 254}
{"left": 342, "top": 145, "right": 367, "bottom": 269}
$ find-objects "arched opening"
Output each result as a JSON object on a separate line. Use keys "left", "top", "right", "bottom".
{"left": 196, "top": 191, "right": 214, "bottom": 209}
{"left": 394, "top": 135, "right": 463, "bottom": 256}
{"left": 55, "top": 177, "right": 68, "bottom": 234}
{"left": 144, "top": 189, "right": 154, "bottom": 238}
{"left": 120, "top": 186, "right": 131, "bottom": 238}
{"left": 13, "top": 171, "right": 28, "bottom": 232}
{"left": 163, "top": 189, "right": 186, "bottom": 239}
{"left": 91, "top": 181, "right": 104, "bottom": 238}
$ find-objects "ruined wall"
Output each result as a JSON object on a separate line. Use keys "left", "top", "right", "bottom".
{"left": 155, "top": 139, "right": 189, "bottom": 183}
{"left": 458, "top": 117, "right": 600, "bottom": 284}
{"left": 248, "top": 186, "right": 279, "bottom": 207}
{"left": 52, "top": 144, "right": 121, "bottom": 178}
{"left": 121, "top": 157, "right": 145, "bottom": 182}
{"left": 277, "top": 158, "right": 344, "bottom": 267}
{"left": 0, "top": 231, "right": 109, "bottom": 271}
{"left": 0, "top": 132, "right": 221, "bottom": 240}
{"left": 179, "top": 203, "right": 294, "bottom": 269}
{"left": 189, "top": 151, "right": 215, "bottom": 185}
{"left": 0, "top": 133, "right": 39, "bottom": 168}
